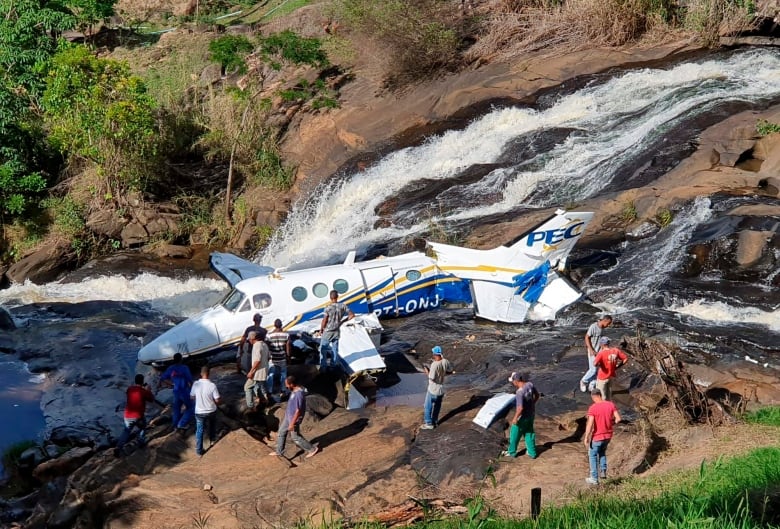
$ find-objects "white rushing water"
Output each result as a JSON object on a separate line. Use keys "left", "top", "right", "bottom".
{"left": 669, "top": 299, "right": 780, "bottom": 332}
{"left": 260, "top": 48, "right": 780, "bottom": 268}
{"left": 0, "top": 274, "right": 225, "bottom": 318}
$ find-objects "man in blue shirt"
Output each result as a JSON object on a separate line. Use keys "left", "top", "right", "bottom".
{"left": 159, "top": 353, "right": 194, "bottom": 431}
{"left": 270, "top": 375, "right": 319, "bottom": 458}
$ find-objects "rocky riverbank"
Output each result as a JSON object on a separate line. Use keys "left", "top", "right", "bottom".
{"left": 2, "top": 37, "right": 780, "bottom": 529}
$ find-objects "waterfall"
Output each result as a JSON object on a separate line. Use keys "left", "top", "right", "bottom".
{"left": 259, "top": 48, "right": 780, "bottom": 268}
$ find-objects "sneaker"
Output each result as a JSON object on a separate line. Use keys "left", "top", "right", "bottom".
{"left": 500, "top": 450, "right": 515, "bottom": 457}
{"left": 305, "top": 445, "right": 320, "bottom": 458}
{"left": 579, "top": 381, "right": 587, "bottom": 393}
{"left": 585, "top": 477, "right": 599, "bottom": 485}
{"left": 600, "top": 473, "right": 607, "bottom": 480}
{"left": 420, "top": 423, "right": 435, "bottom": 430}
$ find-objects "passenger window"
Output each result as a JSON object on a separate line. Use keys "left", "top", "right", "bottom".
{"left": 312, "top": 282, "right": 329, "bottom": 298}
{"left": 253, "top": 293, "right": 272, "bottom": 309}
{"left": 238, "top": 299, "right": 251, "bottom": 312}
{"left": 291, "top": 286, "right": 307, "bottom": 302}
{"left": 406, "top": 270, "right": 422, "bottom": 281}
{"left": 333, "top": 279, "right": 349, "bottom": 294}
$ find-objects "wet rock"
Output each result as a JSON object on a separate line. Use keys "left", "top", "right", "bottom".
{"left": 143, "top": 244, "right": 193, "bottom": 259}
{"left": 47, "top": 498, "right": 85, "bottom": 529}
{"left": 19, "top": 446, "right": 48, "bottom": 471}
{"left": 626, "top": 221, "right": 659, "bottom": 241}
{"left": 32, "top": 447, "right": 94, "bottom": 481}
{"left": 735, "top": 230, "right": 772, "bottom": 267}
{"left": 6, "top": 241, "right": 76, "bottom": 284}
{"left": 0, "top": 305, "right": 15, "bottom": 330}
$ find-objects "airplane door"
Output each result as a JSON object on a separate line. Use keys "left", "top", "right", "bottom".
{"left": 360, "top": 266, "right": 397, "bottom": 317}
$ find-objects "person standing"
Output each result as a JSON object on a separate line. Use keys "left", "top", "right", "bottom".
{"left": 593, "top": 337, "right": 628, "bottom": 401}
{"left": 159, "top": 353, "right": 194, "bottom": 431}
{"left": 503, "top": 372, "right": 540, "bottom": 459}
{"left": 319, "top": 290, "right": 354, "bottom": 370}
{"left": 266, "top": 318, "right": 291, "bottom": 399}
{"left": 421, "top": 346, "right": 454, "bottom": 430}
{"left": 580, "top": 315, "right": 613, "bottom": 392}
{"left": 237, "top": 313, "right": 267, "bottom": 373}
{"left": 245, "top": 331, "right": 270, "bottom": 409}
{"left": 190, "top": 365, "right": 221, "bottom": 456}
{"left": 115, "top": 374, "right": 155, "bottom": 457}
{"left": 583, "top": 389, "right": 621, "bottom": 485}
{"left": 271, "top": 375, "right": 319, "bottom": 458}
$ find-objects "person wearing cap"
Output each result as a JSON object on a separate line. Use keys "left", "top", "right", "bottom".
{"left": 592, "top": 337, "right": 628, "bottom": 401}
{"left": 421, "top": 346, "right": 454, "bottom": 430}
{"left": 319, "top": 290, "right": 355, "bottom": 370}
{"left": 583, "top": 388, "right": 621, "bottom": 485}
{"left": 245, "top": 331, "right": 271, "bottom": 409}
{"left": 580, "top": 315, "right": 612, "bottom": 393}
{"left": 237, "top": 313, "right": 267, "bottom": 373}
{"left": 266, "top": 318, "right": 291, "bottom": 399}
{"left": 503, "top": 372, "right": 540, "bottom": 459}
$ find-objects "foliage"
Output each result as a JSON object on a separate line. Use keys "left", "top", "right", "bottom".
{"left": 260, "top": 30, "right": 328, "bottom": 67}
{"left": 1, "top": 440, "right": 38, "bottom": 469}
{"left": 41, "top": 196, "right": 86, "bottom": 238}
{"left": 64, "top": 0, "right": 116, "bottom": 35}
{"left": 0, "top": 161, "right": 46, "bottom": 216}
{"left": 208, "top": 35, "right": 254, "bottom": 75}
{"left": 334, "top": 0, "right": 461, "bottom": 86}
{"left": 655, "top": 207, "right": 673, "bottom": 228}
{"left": 279, "top": 78, "right": 339, "bottom": 110}
{"left": 744, "top": 406, "right": 780, "bottom": 427}
{"left": 42, "top": 44, "right": 162, "bottom": 198}
{"left": 620, "top": 200, "right": 638, "bottom": 222}
{"left": 0, "top": 0, "right": 76, "bottom": 99}
{"left": 682, "top": 0, "right": 757, "bottom": 47}
{"left": 196, "top": 88, "right": 293, "bottom": 191}
{"left": 756, "top": 119, "right": 780, "bottom": 137}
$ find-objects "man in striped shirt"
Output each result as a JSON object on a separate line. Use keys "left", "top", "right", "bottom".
{"left": 266, "top": 318, "right": 291, "bottom": 399}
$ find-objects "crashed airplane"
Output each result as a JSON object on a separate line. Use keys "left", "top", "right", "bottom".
{"left": 138, "top": 209, "right": 593, "bottom": 367}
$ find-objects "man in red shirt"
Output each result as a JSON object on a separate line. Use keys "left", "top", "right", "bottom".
{"left": 114, "top": 374, "right": 155, "bottom": 457}
{"left": 592, "top": 337, "right": 628, "bottom": 401}
{"left": 583, "top": 389, "right": 621, "bottom": 485}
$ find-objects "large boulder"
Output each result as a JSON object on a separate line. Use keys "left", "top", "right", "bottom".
{"left": 86, "top": 210, "right": 127, "bottom": 238}
{"left": 5, "top": 241, "right": 76, "bottom": 284}
{"left": 32, "top": 447, "right": 93, "bottom": 482}
{"left": 0, "top": 306, "right": 14, "bottom": 331}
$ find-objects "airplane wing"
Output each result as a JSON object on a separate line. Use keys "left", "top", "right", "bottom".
{"left": 209, "top": 252, "right": 275, "bottom": 288}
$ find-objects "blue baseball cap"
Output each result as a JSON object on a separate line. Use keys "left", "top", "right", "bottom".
{"left": 431, "top": 346, "right": 443, "bottom": 356}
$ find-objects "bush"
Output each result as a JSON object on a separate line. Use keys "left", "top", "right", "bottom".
{"left": 259, "top": 30, "right": 328, "bottom": 67}
{"left": 756, "top": 119, "right": 780, "bottom": 137}
{"left": 745, "top": 406, "right": 780, "bottom": 427}
{"left": 208, "top": 35, "right": 255, "bottom": 75}
{"left": 42, "top": 45, "right": 162, "bottom": 198}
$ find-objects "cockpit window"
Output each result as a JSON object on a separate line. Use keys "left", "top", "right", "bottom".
{"left": 405, "top": 270, "right": 422, "bottom": 281}
{"left": 291, "top": 287, "right": 307, "bottom": 302}
{"left": 221, "top": 289, "right": 245, "bottom": 312}
{"left": 333, "top": 279, "right": 349, "bottom": 294}
{"left": 238, "top": 299, "right": 251, "bottom": 312}
{"left": 312, "top": 282, "right": 328, "bottom": 298}
{"left": 253, "top": 293, "right": 272, "bottom": 309}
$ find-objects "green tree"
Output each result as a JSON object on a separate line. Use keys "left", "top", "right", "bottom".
{"left": 0, "top": 161, "right": 46, "bottom": 216}
{"left": 42, "top": 45, "right": 161, "bottom": 198}
{"left": 208, "top": 35, "right": 254, "bottom": 75}
{"left": 64, "top": 0, "right": 116, "bottom": 40}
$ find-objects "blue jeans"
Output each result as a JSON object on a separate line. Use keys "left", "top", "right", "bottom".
{"left": 424, "top": 392, "right": 443, "bottom": 426}
{"left": 195, "top": 412, "right": 217, "bottom": 455}
{"left": 320, "top": 331, "right": 339, "bottom": 369}
{"left": 588, "top": 439, "right": 610, "bottom": 481}
{"left": 172, "top": 392, "right": 194, "bottom": 429}
{"left": 275, "top": 416, "right": 314, "bottom": 455}
{"left": 581, "top": 354, "right": 597, "bottom": 389}
{"left": 267, "top": 364, "right": 288, "bottom": 395}
{"left": 116, "top": 417, "right": 147, "bottom": 450}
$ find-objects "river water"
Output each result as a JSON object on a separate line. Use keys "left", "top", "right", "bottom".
{"left": 1, "top": 47, "right": 779, "bottom": 464}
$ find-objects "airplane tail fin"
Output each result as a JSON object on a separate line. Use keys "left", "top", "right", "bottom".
{"left": 428, "top": 209, "right": 593, "bottom": 323}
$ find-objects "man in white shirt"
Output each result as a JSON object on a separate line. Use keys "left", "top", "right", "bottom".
{"left": 190, "top": 364, "right": 221, "bottom": 456}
